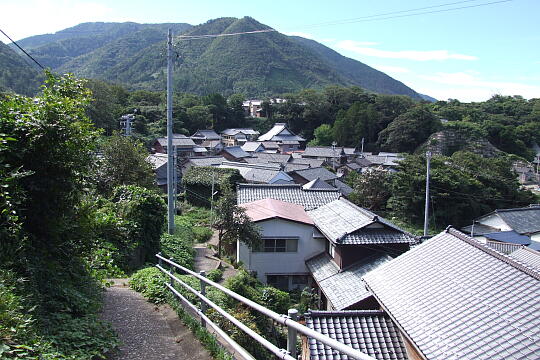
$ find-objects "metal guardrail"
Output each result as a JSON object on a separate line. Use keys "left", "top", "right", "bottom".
{"left": 156, "top": 253, "right": 376, "bottom": 360}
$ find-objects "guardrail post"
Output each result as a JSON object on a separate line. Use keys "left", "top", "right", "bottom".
{"left": 199, "top": 270, "right": 207, "bottom": 328}
{"left": 287, "top": 308, "right": 298, "bottom": 358}
{"left": 157, "top": 252, "right": 162, "bottom": 267}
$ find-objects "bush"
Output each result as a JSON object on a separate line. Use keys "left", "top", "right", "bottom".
{"left": 182, "top": 167, "right": 242, "bottom": 207}
{"left": 193, "top": 226, "right": 213, "bottom": 243}
{"left": 206, "top": 268, "right": 223, "bottom": 282}
{"left": 160, "top": 232, "right": 196, "bottom": 271}
{"left": 129, "top": 267, "right": 169, "bottom": 304}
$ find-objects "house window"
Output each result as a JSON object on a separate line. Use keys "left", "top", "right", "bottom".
{"left": 255, "top": 238, "right": 298, "bottom": 252}
{"left": 267, "top": 275, "right": 289, "bottom": 290}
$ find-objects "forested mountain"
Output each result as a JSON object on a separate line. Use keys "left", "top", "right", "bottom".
{"left": 10, "top": 17, "right": 423, "bottom": 98}
{"left": 0, "top": 41, "right": 42, "bottom": 95}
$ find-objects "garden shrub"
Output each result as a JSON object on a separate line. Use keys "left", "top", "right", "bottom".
{"left": 129, "top": 267, "right": 169, "bottom": 304}
{"left": 206, "top": 268, "right": 224, "bottom": 282}
{"left": 193, "top": 226, "right": 213, "bottom": 243}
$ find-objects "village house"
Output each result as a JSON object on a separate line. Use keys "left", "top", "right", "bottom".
{"left": 218, "top": 146, "right": 251, "bottom": 162}
{"left": 190, "top": 129, "right": 221, "bottom": 144}
{"left": 220, "top": 128, "right": 259, "bottom": 147}
{"left": 302, "top": 146, "right": 357, "bottom": 164}
{"left": 461, "top": 204, "right": 540, "bottom": 253}
{"left": 362, "top": 227, "right": 540, "bottom": 360}
{"left": 258, "top": 123, "right": 306, "bottom": 152}
{"left": 180, "top": 156, "right": 226, "bottom": 175}
{"left": 219, "top": 162, "right": 293, "bottom": 184}
{"left": 153, "top": 134, "right": 207, "bottom": 158}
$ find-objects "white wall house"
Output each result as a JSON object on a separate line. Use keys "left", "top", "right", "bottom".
{"left": 238, "top": 199, "right": 326, "bottom": 290}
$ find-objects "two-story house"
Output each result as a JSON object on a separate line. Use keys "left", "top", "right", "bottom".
{"left": 221, "top": 128, "right": 259, "bottom": 147}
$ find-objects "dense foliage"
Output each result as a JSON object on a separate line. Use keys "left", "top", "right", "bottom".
{"left": 0, "top": 42, "right": 42, "bottom": 96}
{"left": 0, "top": 72, "right": 119, "bottom": 358}
{"left": 182, "top": 167, "right": 243, "bottom": 207}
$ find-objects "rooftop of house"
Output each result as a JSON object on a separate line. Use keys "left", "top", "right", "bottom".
{"left": 305, "top": 310, "right": 408, "bottom": 360}
{"left": 481, "top": 205, "right": 540, "bottom": 234}
{"left": 220, "top": 146, "right": 251, "bottom": 159}
{"left": 509, "top": 247, "right": 540, "bottom": 271}
{"left": 308, "top": 199, "right": 415, "bottom": 245}
{"left": 258, "top": 123, "right": 306, "bottom": 142}
{"left": 334, "top": 179, "right": 353, "bottom": 197}
{"left": 293, "top": 167, "right": 338, "bottom": 182}
{"left": 241, "top": 141, "right": 264, "bottom": 152}
{"left": 484, "top": 230, "right": 531, "bottom": 245}
{"left": 156, "top": 135, "right": 197, "bottom": 148}
{"left": 364, "top": 154, "right": 403, "bottom": 167}
{"left": 237, "top": 183, "right": 341, "bottom": 211}
{"left": 363, "top": 227, "right": 540, "bottom": 360}
{"left": 307, "top": 252, "right": 392, "bottom": 311}
{"left": 220, "top": 162, "right": 290, "bottom": 184}
{"left": 303, "top": 146, "right": 356, "bottom": 158}
{"left": 201, "top": 139, "right": 223, "bottom": 148}
{"left": 183, "top": 156, "right": 226, "bottom": 167}
{"left": 146, "top": 153, "right": 168, "bottom": 169}
{"left": 190, "top": 129, "right": 221, "bottom": 140}
{"left": 221, "top": 128, "right": 259, "bottom": 136}
{"left": 250, "top": 152, "right": 291, "bottom": 164}
{"left": 302, "top": 178, "right": 336, "bottom": 190}
{"left": 290, "top": 158, "right": 325, "bottom": 168}
{"left": 240, "top": 198, "right": 313, "bottom": 225}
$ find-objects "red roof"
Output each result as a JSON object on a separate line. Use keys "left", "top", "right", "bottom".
{"left": 240, "top": 198, "right": 313, "bottom": 225}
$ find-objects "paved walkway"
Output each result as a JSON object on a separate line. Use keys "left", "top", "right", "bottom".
{"left": 102, "top": 279, "right": 212, "bottom": 360}
{"left": 194, "top": 230, "right": 238, "bottom": 284}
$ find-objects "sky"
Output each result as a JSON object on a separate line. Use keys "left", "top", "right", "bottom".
{"left": 1, "top": 0, "right": 539, "bottom": 102}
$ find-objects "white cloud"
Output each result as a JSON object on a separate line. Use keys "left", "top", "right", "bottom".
{"left": 1, "top": 0, "right": 117, "bottom": 42}
{"left": 416, "top": 72, "right": 540, "bottom": 102}
{"left": 374, "top": 65, "right": 410, "bottom": 74}
{"left": 335, "top": 40, "right": 478, "bottom": 61}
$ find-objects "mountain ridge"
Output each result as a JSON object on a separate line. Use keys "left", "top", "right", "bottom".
{"left": 5, "top": 17, "right": 426, "bottom": 99}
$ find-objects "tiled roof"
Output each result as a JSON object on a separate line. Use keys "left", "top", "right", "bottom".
{"left": 185, "top": 156, "right": 226, "bottom": 167}
{"left": 261, "top": 141, "right": 279, "bottom": 149}
{"left": 308, "top": 199, "right": 415, "bottom": 245}
{"left": 146, "top": 153, "right": 168, "bottom": 170}
{"left": 334, "top": 179, "right": 353, "bottom": 197}
{"left": 363, "top": 228, "right": 540, "bottom": 360}
{"left": 294, "top": 167, "right": 337, "bottom": 182}
{"left": 191, "top": 129, "right": 221, "bottom": 140}
{"left": 365, "top": 154, "right": 403, "bottom": 167}
{"left": 510, "top": 247, "right": 540, "bottom": 271}
{"left": 156, "top": 135, "right": 196, "bottom": 148}
{"left": 290, "top": 158, "right": 325, "bottom": 168}
{"left": 461, "top": 223, "right": 500, "bottom": 235}
{"left": 302, "top": 178, "right": 336, "bottom": 190}
{"left": 219, "top": 162, "right": 289, "bottom": 184}
{"left": 258, "top": 123, "right": 305, "bottom": 142}
{"left": 282, "top": 163, "right": 310, "bottom": 172}
{"left": 494, "top": 206, "right": 540, "bottom": 234}
{"left": 237, "top": 183, "right": 341, "bottom": 211}
{"left": 241, "top": 142, "right": 263, "bottom": 152}
{"left": 485, "top": 240, "right": 522, "bottom": 254}
{"left": 221, "top": 128, "right": 259, "bottom": 136}
{"left": 201, "top": 140, "right": 222, "bottom": 148}
{"left": 307, "top": 252, "right": 392, "bottom": 310}
{"left": 221, "top": 146, "right": 251, "bottom": 159}
{"left": 240, "top": 198, "right": 313, "bottom": 225}
{"left": 303, "top": 146, "right": 356, "bottom": 158}
{"left": 305, "top": 310, "right": 408, "bottom": 360}
{"left": 251, "top": 152, "right": 291, "bottom": 164}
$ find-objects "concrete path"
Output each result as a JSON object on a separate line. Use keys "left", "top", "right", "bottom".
{"left": 102, "top": 279, "right": 212, "bottom": 360}
{"left": 194, "top": 230, "right": 239, "bottom": 284}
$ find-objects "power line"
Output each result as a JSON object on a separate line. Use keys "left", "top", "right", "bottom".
{"left": 295, "top": 0, "right": 515, "bottom": 29}
{"left": 0, "top": 27, "right": 45, "bottom": 70}
{"left": 174, "top": 0, "right": 515, "bottom": 43}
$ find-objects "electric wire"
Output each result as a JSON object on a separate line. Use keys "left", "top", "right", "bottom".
{"left": 0, "top": 27, "right": 45, "bottom": 70}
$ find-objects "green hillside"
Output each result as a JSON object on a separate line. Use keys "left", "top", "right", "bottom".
{"left": 10, "top": 17, "right": 424, "bottom": 98}
{"left": 0, "top": 42, "right": 42, "bottom": 95}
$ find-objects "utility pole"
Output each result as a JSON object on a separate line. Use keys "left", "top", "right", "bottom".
{"left": 332, "top": 141, "right": 337, "bottom": 171}
{"left": 361, "top": 137, "right": 364, "bottom": 156}
{"left": 423, "top": 151, "right": 432, "bottom": 237}
{"left": 166, "top": 29, "right": 175, "bottom": 235}
{"left": 120, "top": 114, "right": 134, "bottom": 136}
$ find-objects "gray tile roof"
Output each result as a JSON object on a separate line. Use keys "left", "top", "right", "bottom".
{"left": 305, "top": 310, "right": 408, "bottom": 360}
{"left": 485, "top": 240, "right": 522, "bottom": 254}
{"left": 494, "top": 206, "right": 540, "bottom": 234}
{"left": 282, "top": 163, "right": 310, "bottom": 172}
{"left": 303, "top": 146, "right": 356, "bottom": 158}
{"left": 241, "top": 142, "right": 263, "bottom": 152}
{"left": 302, "top": 178, "right": 336, "bottom": 190}
{"left": 237, "top": 184, "right": 341, "bottom": 210}
{"left": 334, "top": 179, "right": 353, "bottom": 197}
{"left": 510, "top": 247, "right": 540, "bottom": 271}
{"left": 294, "top": 167, "right": 337, "bottom": 182}
{"left": 251, "top": 152, "right": 291, "bottom": 164}
{"left": 185, "top": 156, "right": 225, "bottom": 167}
{"left": 365, "top": 154, "right": 403, "bottom": 167}
{"left": 258, "top": 123, "right": 305, "bottom": 142}
{"left": 221, "top": 146, "right": 251, "bottom": 159}
{"left": 290, "top": 158, "right": 325, "bottom": 168}
{"left": 190, "top": 129, "right": 221, "bottom": 140}
{"left": 219, "top": 162, "right": 288, "bottom": 184}
{"left": 461, "top": 223, "right": 500, "bottom": 235}
{"left": 306, "top": 252, "right": 392, "bottom": 310}
{"left": 156, "top": 135, "right": 196, "bottom": 148}
{"left": 363, "top": 228, "right": 540, "bottom": 360}
{"left": 308, "top": 199, "right": 415, "bottom": 245}
{"left": 221, "top": 128, "right": 259, "bottom": 136}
